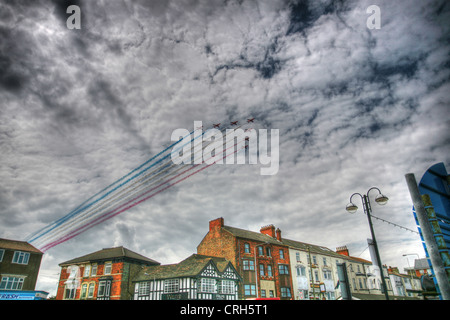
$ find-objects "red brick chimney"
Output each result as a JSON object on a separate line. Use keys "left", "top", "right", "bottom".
{"left": 276, "top": 228, "right": 282, "bottom": 241}
{"left": 260, "top": 225, "right": 276, "bottom": 238}
{"left": 209, "top": 217, "right": 224, "bottom": 232}
{"left": 336, "top": 246, "right": 349, "bottom": 256}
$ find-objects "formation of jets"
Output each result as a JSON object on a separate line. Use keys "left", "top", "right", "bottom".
{"left": 212, "top": 118, "right": 255, "bottom": 129}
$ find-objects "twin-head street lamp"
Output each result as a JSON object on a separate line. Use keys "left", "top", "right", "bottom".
{"left": 346, "top": 187, "right": 390, "bottom": 300}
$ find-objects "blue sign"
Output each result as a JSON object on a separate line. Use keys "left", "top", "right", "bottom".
{"left": 0, "top": 290, "right": 49, "bottom": 300}
{"left": 413, "top": 162, "right": 450, "bottom": 298}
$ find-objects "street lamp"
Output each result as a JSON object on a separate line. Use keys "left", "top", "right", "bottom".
{"left": 346, "top": 187, "right": 390, "bottom": 300}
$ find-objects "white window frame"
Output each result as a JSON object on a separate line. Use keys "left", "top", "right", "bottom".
{"left": 200, "top": 278, "right": 216, "bottom": 293}
{"left": 0, "top": 276, "right": 25, "bottom": 290}
{"left": 104, "top": 262, "right": 112, "bottom": 275}
{"left": 80, "top": 283, "right": 88, "bottom": 299}
{"left": 220, "top": 280, "right": 235, "bottom": 294}
{"left": 88, "top": 283, "right": 95, "bottom": 298}
{"left": 164, "top": 279, "right": 179, "bottom": 294}
{"left": 12, "top": 251, "right": 30, "bottom": 265}
{"left": 84, "top": 264, "right": 91, "bottom": 277}
{"left": 138, "top": 282, "right": 150, "bottom": 296}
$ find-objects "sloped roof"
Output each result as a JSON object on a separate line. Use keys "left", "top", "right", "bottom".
{"left": 59, "top": 246, "right": 160, "bottom": 266}
{"left": 222, "top": 224, "right": 373, "bottom": 265}
{"left": 223, "top": 225, "right": 284, "bottom": 245}
{"left": 133, "top": 254, "right": 238, "bottom": 282}
{"left": 414, "top": 258, "right": 430, "bottom": 269}
{"left": 0, "top": 238, "right": 43, "bottom": 254}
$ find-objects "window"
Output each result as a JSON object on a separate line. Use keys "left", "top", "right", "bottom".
{"left": 326, "top": 292, "right": 335, "bottom": 300}
{"left": 0, "top": 249, "right": 4, "bottom": 262}
{"left": 12, "top": 251, "right": 30, "bottom": 265}
{"left": 84, "top": 265, "right": 91, "bottom": 277}
{"left": 138, "top": 282, "right": 150, "bottom": 296}
{"left": 258, "top": 246, "right": 264, "bottom": 256}
{"left": 200, "top": 278, "right": 216, "bottom": 293}
{"left": 244, "top": 284, "right": 256, "bottom": 296}
{"left": 323, "top": 257, "right": 328, "bottom": 266}
{"left": 312, "top": 256, "right": 317, "bottom": 265}
{"left": 98, "top": 280, "right": 112, "bottom": 299}
{"left": 281, "top": 287, "right": 292, "bottom": 298}
{"left": 266, "top": 247, "right": 271, "bottom": 256}
{"left": 323, "top": 270, "right": 332, "bottom": 280}
{"left": 314, "top": 270, "right": 319, "bottom": 282}
{"left": 80, "top": 283, "right": 88, "bottom": 299}
{"left": 296, "top": 252, "right": 300, "bottom": 262}
{"left": 91, "top": 264, "right": 97, "bottom": 276}
{"left": 299, "top": 289, "right": 308, "bottom": 300}
{"left": 88, "top": 283, "right": 95, "bottom": 298}
{"left": 243, "top": 259, "right": 254, "bottom": 271}
{"left": 259, "top": 264, "right": 265, "bottom": 276}
{"left": 244, "top": 243, "right": 250, "bottom": 253}
{"left": 269, "top": 290, "right": 274, "bottom": 297}
{"left": 164, "top": 279, "right": 179, "bottom": 293}
{"left": 0, "top": 276, "right": 24, "bottom": 290}
{"left": 220, "top": 280, "right": 235, "bottom": 294}
{"left": 297, "top": 266, "right": 306, "bottom": 277}
{"left": 279, "top": 249, "right": 284, "bottom": 259}
{"left": 279, "top": 264, "right": 289, "bottom": 275}
{"left": 267, "top": 265, "right": 273, "bottom": 277}
{"left": 104, "top": 262, "right": 112, "bottom": 274}
{"left": 64, "top": 286, "right": 76, "bottom": 300}
{"left": 261, "top": 290, "right": 266, "bottom": 297}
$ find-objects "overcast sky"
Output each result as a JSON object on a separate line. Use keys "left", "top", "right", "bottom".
{"left": 1, "top": 0, "right": 449, "bottom": 297}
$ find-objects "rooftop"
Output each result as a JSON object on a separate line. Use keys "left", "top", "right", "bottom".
{"left": 59, "top": 246, "right": 160, "bottom": 266}
{"left": 0, "top": 238, "right": 43, "bottom": 254}
{"left": 134, "top": 254, "right": 238, "bottom": 282}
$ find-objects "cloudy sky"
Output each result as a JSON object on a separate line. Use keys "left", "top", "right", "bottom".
{"left": 1, "top": 0, "right": 449, "bottom": 296}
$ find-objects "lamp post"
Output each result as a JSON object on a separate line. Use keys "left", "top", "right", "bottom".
{"left": 346, "top": 187, "right": 390, "bottom": 300}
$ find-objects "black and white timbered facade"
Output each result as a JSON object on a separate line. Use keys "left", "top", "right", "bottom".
{"left": 133, "top": 254, "right": 241, "bottom": 300}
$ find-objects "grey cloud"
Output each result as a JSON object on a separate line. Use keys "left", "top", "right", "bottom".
{"left": 0, "top": 0, "right": 449, "bottom": 297}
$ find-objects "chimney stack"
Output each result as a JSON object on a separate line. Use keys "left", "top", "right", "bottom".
{"left": 209, "top": 217, "right": 224, "bottom": 232}
{"left": 336, "top": 246, "right": 349, "bottom": 256}
{"left": 260, "top": 225, "right": 276, "bottom": 238}
{"left": 276, "top": 228, "right": 282, "bottom": 241}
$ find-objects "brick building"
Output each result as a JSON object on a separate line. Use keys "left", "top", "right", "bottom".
{"left": 56, "top": 246, "right": 159, "bottom": 300}
{"left": 197, "top": 217, "right": 293, "bottom": 300}
{"left": 0, "top": 238, "right": 43, "bottom": 292}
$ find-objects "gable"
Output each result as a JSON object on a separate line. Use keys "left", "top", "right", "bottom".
{"left": 200, "top": 261, "right": 219, "bottom": 277}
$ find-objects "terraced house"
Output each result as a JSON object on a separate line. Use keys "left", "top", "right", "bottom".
{"left": 56, "top": 246, "right": 160, "bottom": 300}
{"left": 197, "top": 218, "right": 293, "bottom": 300}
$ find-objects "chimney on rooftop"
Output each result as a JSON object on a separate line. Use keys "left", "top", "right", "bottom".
{"left": 336, "top": 246, "right": 349, "bottom": 256}
{"left": 260, "top": 225, "right": 276, "bottom": 238}
{"left": 276, "top": 228, "right": 282, "bottom": 241}
{"left": 209, "top": 217, "right": 224, "bottom": 232}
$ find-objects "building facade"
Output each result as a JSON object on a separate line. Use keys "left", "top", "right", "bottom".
{"left": 197, "top": 218, "right": 294, "bottom": 300}
{"left": 388, "top": 266, "right": 422, "bottom": 298}
{"left": 133, "top": 254, "right": 241, "bottom": 300}
{"left": 56, "top": 246, "right": 159, "bottom": 300}
{"left": 286, "top": 240, "right": 348, "bottom": 300}
{"left": 0, "top": 238, "right": 44, "bottom": 292}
